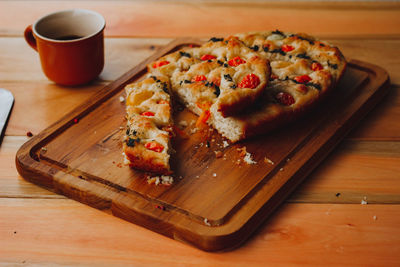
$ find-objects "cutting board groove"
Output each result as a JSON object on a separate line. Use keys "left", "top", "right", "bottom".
{"left": 16, "top": 38, "right": 390, "bottom": 251}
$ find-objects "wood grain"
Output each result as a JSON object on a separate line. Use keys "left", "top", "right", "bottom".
{"left": 349, "top": 85, "right": 400, "bottom": 140}
{"left": 2, "top": 82, "right": 102, "bottom": 136}
{"left": 290, "top": 140, "right": 400, "bottom": 203}
{"left": 333, "top": 39, "right": 400, "bottom": 84}
{"left": 0, "top": 136, "right": 400, "bottom": 204}
{"left": 1, "top": 1, "right": 400, "bottom": 37}
{"left": 2, "top": 137, "right": 399, "bottom": 203}
{"left": 1, "top": 198, "right": 399, "bottom": 266}
{"left": 0, "top": 136, "right": 64, "bottom": 199}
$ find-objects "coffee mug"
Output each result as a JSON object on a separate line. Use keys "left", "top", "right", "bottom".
{"left": 24, "top": 9, "right": 105, "bottom": 86}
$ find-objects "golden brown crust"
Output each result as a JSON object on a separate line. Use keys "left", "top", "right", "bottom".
{"left": 216, "top": 30, "right": 347, "bottom": 141}
{"left": 124, "top": 143, "right": 172, "bottom": 175}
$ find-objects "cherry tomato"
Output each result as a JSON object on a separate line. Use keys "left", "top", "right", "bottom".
{"left": 281, "top": 44, "right": 294, "bottom": 52}
{"left": 145, "top": 141, "right": 164, "bottom": 153}
{"left": 152, "top": 60, "right": 170, "bottom": 68}
{"left": 141, "top": 111, "right": 155, "bottom": 117}
{"left": 294, "top": 75, "right": 312, "bottom": 84}
{"left": 238, "top": 74, "right": 260, "bottom": 89}
{"left": 228, "top": 56, "right": 246, "bottom": 67}
{"left": 201, "top": 54, "right": 216, "bottom": 61}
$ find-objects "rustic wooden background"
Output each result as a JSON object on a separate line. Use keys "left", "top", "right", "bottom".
{"left": 1, "top": 0, "right": 399, "bottom": 265}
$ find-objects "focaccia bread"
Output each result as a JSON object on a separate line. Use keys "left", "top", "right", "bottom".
{"left": 125, "top": 30, "right": 347, "bottom": 174}
{"left": 123, "top": 76, "right": 174, "bottom": 174}
{"left": 205, "top": 30, "right": 346, "bottom": 141}
{"left": 149, "top": 31, "right": 345, "bottom": 143}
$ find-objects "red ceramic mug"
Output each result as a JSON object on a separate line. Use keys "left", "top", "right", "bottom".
{"left": 24, "top": 9, "right": 105, "bottom": 86}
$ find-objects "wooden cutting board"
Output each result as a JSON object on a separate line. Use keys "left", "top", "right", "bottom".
{"left": 16, "top": 38, "right": 390, "bottom": 251}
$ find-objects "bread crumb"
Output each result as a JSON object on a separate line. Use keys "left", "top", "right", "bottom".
{"left": 264, "top": 157, "right": 274, "bottom": 165}
{"left": 161, "top": 175, "right": 174, "bottom": 185}
{"left": 222, "top": 140, "right": 229, "bottom": 148}
{"left": 361, "top": 196, "right": 368, "bottom": 205}
{"left": 244, "top": 152, "right": 257, "bottom": 164}
{"left": 147, "top": 175, "right": 174, "bottom": 186}
{"left": 212, "top": 173, "right": 217, "bottom": 177}
{"left": 279, "top": 167, "right": 284, "bottom": 171}
{"left": 204, "top": 218, "right": 211, "bottom": 226}
{"left": 236, "top": 146, "right": 256, "bottom": 164}
{"left": 119, "top": 96, "right": 125, "bottom": 103}
{"left": 147, "top": 176, "right": 159, "bottom": 185}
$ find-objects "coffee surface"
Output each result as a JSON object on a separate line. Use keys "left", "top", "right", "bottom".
{"left": 55, "top": 35, "right": 83, "bottom": 41}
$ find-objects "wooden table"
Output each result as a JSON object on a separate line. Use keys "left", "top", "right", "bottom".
{"left": 1, "top": 1, "right": 400, "bottom": 265}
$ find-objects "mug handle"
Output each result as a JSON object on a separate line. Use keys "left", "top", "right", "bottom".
{"left": 24, "top": 25, "right": 38, "bottom": 51}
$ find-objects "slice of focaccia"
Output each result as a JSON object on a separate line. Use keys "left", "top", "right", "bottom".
{"left": 123, "top": 76, "right": 174, "bottom": 174}
{"left": 206, "top": 30, "right": 346, "bottom": 142}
